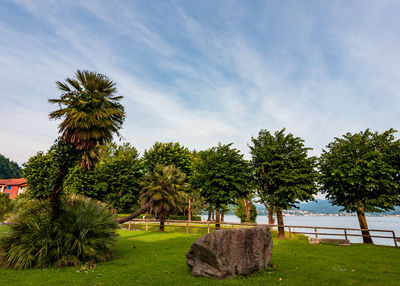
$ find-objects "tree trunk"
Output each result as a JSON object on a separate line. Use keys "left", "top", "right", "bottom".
{"left": 268, "top": 205, "right": 275, "bottom": 225}
{"left": 159, "top": 216, "right": 165, "bottom": 232}
{"left": 215, "top": 208, "right": 221, "bottom": 230}
{"left": 244, "top": 199, "right": 251, "bottom": 222}
{"left": 50, "top": 165, "right": 68, "bottom": 220}
{"left": 221, "top": 209, "right": 225, "bottom": 222}
{"left": 117, "top": 204, "right": 149, "bottom": 224}
{"left": 211, "top": 211, "right": 215, "bottom": 221}
{"left": 356, "top": 207, "right": 373, "bottom": 244}
{"left": 276, "top": 209, "right": 285, "bottom": 239}
{"left": 207, "top": 210, "right": 211, "bottom": 221}
{"left": 188, "top": 199, "right": 192, "bottom": 222}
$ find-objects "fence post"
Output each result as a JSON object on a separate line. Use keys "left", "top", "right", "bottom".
{"left": 207, "top": 223, "right": 210, "bottom": 234}
{"left": 146, "top": 220, "right": 149, "bottom": 232}
{"left": 314, "top": 227, "right": 318, "bottom": 239}
{"left": 392, "top": 231, "right": 398, "bottom": 247}
{"left": 289, "top": 227, "right": 292, "bottom": 239}
{"left": 344, "top": 229, "right": 348, "bottom": 241}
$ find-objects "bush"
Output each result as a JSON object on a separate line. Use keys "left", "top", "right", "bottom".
{"left": 168, "top": 215, "right": 201, "bottom": 221}
{"left": 0, "top": 193, "right": 12, "bottom": 222}
{"left": 0, "top": 195, "right": 118, "bottom": 269}
{"left": 234, "top": 200, "right": 257, "bottom": 223}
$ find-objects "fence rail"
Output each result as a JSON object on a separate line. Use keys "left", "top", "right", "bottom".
{"left": 120, "top": 219, "right": 398, "bottom": 247}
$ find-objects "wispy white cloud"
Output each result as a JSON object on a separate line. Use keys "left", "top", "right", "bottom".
{"left": 1, "top": 0, "right": 399, "bottom": 165}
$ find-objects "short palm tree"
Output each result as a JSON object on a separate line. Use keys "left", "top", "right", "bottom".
{"left": 48, "top": 70, "right": 125, "bottom": 218}
{"left": 141, "top": 164, "right": 188, "bottom": 231}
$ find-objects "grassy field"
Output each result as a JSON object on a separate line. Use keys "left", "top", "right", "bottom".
{"left": 0, "top": 224, "right": 399, "bottom": 286}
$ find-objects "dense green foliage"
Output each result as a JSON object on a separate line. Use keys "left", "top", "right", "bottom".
{"left": 0, "top": 194, "right": 12, "bottom": 221}
{"left": 1, "top": 226, "right": 399, "bottom": 285}
{"left": 0, "top": 195, "right": 118, "bottom": 269}
{"left": 319, "top": 129, "right": 400, "bottom": 213}
{"left": 143, "top": 142, "right": 192, "bottom": 178}
{"left": 23, "top": 143, "right": 144, "bottom": 212}
{"left": 194, "top": 143, "right": 251, "bottom": 209}
{"left": 65, "top": 143, "right": 144, "bottom": 212}
{"left": 168, "top": 215, "right": 201, "bottom": 221}
{"left": 22, "top": 140, "right": 80, "bottom": 199}
{"left": 0, "top": 154, "right": 22, "bottom": 179}
{"left": 234, "top": 199, "right": 257, "bottom": 222}
{"left": 141, "top": 164, "right": 188, "bottom": 230}
{"left": 249, "top": 129, "right": 318, "bottom": 209}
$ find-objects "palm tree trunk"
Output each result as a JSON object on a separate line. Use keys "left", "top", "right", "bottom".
{"left": 188, "top": 199, "right": 192, "bottom": 222}
{"left": 215, "top": 208, "right": 221, "bottom": 230}
{"left": 276, "top": 209, "right": 285, "bottom": 239}
{"left": 268, "top": 205, "right": 275, "bottom": 225}
{"left": 117, "top": 205, "right": 149, "bottom": 224}
{"left": 50, "top": 165, "right": 68, "bottom": 220}
{"left": 356, "top": 207, "right": 373, "bottom": 244}
{"left": 159, "top": 216, "right": 165, "bottom": 232}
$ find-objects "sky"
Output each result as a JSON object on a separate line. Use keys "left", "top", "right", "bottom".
{"left": 1, "top": 0, "right": 399, "bottom": 166}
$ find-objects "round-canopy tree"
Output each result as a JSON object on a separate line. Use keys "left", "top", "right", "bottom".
{"left": 193, "top": 143, "right": 251, "bottom": 229}
{"left": 319, "top": 129, "right": 400, "bottom": 243}
{"left": 249, "top": 129, "right": 318, "bottom": 238}
{"left": 48, "top": 70, "right": 125, "bottom": 218}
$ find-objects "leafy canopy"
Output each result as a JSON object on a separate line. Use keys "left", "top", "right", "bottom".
{"left": 319, "top": 129, "right": 400, "bottom": 213}
{"left": 249, "top": 129, "right": 318, "bottom": 210}
{"left": 193, "top": 143, "right": 251, "bottom": 208}
{"left": 143, "top": 142, "right": 192, "bottom": 179}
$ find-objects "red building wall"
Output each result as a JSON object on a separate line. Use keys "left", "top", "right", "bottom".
{"left": 4, "top": 186, "right": 19, "bottom": 198}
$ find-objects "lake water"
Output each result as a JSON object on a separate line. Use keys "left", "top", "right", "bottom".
{"left": 202, "top": 215, "right": 400, "bottom": 246}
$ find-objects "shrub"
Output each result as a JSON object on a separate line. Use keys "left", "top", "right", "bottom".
{"left": 0, "top": 195, "right": 118, "bottom": 269}
{"left": 168, "top": 215, "right": 201, "bottom": 221}
{"left": 234, "top": 200, "right": 257, "bottom": 223}
{"left": 0, "top": 193, "right": 12, "bottom": 222}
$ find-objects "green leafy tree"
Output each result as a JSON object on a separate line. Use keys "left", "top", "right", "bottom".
{"left": 193, "top": 143, "right": 251, "bottom": 229}
{"left": 48, "top": 70, "right": 125, "bottom": 218}
{"left": 249, "top": 129, "right": 318, "bottom": 238}
{"left": 22, "top": 151, "right": 56, "bottom": 199}
{"left": 141, "top": 164, "right": 187, "bottom": 231}
{"left": 0, "top": 154, "right": 22, "bottom": 179}
{"left": 319, "top": 129, "right": 400, "bottom": 243}
{"left": 143, "top": 142, "right": 192, "bottom": 176}
{"left": 65, "top": 143, "right": 144, "bottom": 212}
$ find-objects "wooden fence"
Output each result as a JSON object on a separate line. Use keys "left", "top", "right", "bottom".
{"left": 121, "top": 219, "right": 399, "bottom": 247}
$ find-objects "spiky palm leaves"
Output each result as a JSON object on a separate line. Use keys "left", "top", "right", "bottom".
{"left": 0, "top": 195, "right": 118, "bottom": 269}
{"left": 141, "top": 164, "right": 188, "bottom": 231}
{"left": 49, "top": 70, "right": 125, "bottom": 170}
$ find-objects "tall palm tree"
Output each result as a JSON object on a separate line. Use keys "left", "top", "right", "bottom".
{"left": 141, "top": 164, "right": 188, "bottom": 231}
{"left": 48, "top": 70, "right": 125, "bottom": 218}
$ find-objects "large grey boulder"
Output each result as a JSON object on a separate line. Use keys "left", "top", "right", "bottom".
{"left": 186, "top": 226, "right": 273, "bottom": 279}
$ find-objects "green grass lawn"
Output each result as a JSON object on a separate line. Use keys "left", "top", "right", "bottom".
{"left": 0, "top": 224, "right": 399, "bottom": 286}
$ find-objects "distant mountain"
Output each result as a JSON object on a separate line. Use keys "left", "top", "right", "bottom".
{"left": 0, "top": 154, "right": 22, "bottom": 179}
{"left": 254, "top": 199, "right": 400, "bottom": 215}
